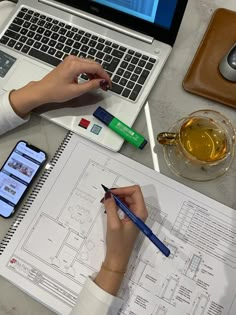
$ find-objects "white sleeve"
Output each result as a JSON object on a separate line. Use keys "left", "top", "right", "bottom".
{"left": 0, "top": 91, "right": 29, "bottom": 135}
{"left": 70, "top": 277, "right": 123, "bottom": 315}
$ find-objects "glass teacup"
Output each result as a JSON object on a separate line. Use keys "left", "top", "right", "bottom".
{"left": 157, "top": 110, "right": 236, "bottom": 181}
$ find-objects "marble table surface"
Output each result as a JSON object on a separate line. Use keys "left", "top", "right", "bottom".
{"left": 1, "top": 0, "right": 236, "bottom": 314}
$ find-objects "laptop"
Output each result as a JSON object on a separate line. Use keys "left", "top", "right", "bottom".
{"left": 0, "top": 0, "right": 188, "bottom": 151}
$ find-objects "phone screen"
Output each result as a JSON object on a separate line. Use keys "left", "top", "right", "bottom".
{"left": 0, "top": 141, "right": 47, "bottom": 218}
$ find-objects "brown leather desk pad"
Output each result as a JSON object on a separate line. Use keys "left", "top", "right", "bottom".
{"left": 183, "top": 8, "right": 236, "bottom": 108}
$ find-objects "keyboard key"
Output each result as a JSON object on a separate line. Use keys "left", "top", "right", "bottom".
{"left": 127, "top": 64, "right": 135, "bottom": 72}
{"left": 122, "top": 88, "right": 131, "bottom": 98}
{"left": 59, "top": 28, "right": 67, "bottom": 35}
{"left": 149, "top": 57, "right": 156, "bottom": 63}
{"left": 29, "top": 48, "right": 61, "bottom": 66}
{"left": 110, "top": 83, "right": 123, "bottom": 95}
{"left": 131, "top": 56, "right": 139, "bottom": 64}
{"left": 123, "top": 71, "right": 131, "bottom": 79}
{"left": 65, "top": 38, "right": 73, "bottom": 46}
{"left": 13, "top": 17, "right": 24, "bottom": 26}
{"left": 41, "top": 44, "right": 49, "bottom": 52}
{"left": 66, "top": 31, "right": 74, "bottom": 38}
{"left": 44, "top": 30, "right": 52, "bottom": 37}
{"left": 27, "top": 31, "right": 35, "bottom": 38}
{"left": 135, "top": 52, "right": 141, "bottom": 57}
{"left": 120, "top": 78, "right": 128, "bottom": 86}
{"left": 111, "top": 49, "right": 124, "bottom": 58}
{"left": 9, "top": 23, "right": 21, "bottom": 33}
{"left": 8, "top": 39, "right": 16, "bottom": 47}
{"left": 130, "top": 73, "right": 138, "bottom": 82}
{"left": 63, "top": 46, "right": 71, "bottom": 53}
{"left": 34, "top": 34, "right": 42, "bottom": 41}
{"left": 52, "top": 25, "right": 59, "bottom": 32}
{"left": 120, "top": 61, "right": 128, "bottom": 69}
{"left": 42, "top": 37, "right": 49, "bottom": 44}
{"left": 73, "top": 42, "right": 81, "bottom": 50}
{"left": 37, "top": 27, "right": 44, "bottom": 34}
{"left": 5, "top": 30, "right": 20, "bottom": 40}
{"left": 138, "top": 59, "right": 146, "bottom": 67}
{"left": 138, "top": 76, "right": 147, "bottom": 85}
{"left": 107, "top": 58, "right": 119, "bottom": 72}
{"left": 112, "top": 75, "right": 120, "bottom": 83}
{"left": 55, "top": 51, "right": 64, "bottom": 59}
{"left": 104, "top": 46, "right": 112, "bottom": 54}
{"left": 48, "top": 40, "right": 57, "bottom": 47}
{"left": 71, "top": 49, "right": 79, "bottom": 56}
{"left": 56, "top": 42, "right": 64, "bottom": 50}
{"left": 26, "top": 39, "right": 34, "bottom": 46}
{"left": 124, "top": 54, "right": 132, "bottom": 62}
{"left": 96, "top": 51, "right": 104, "bottom": 59}
{"left": 15, "top": 42, "right": 23, "bottom": 51}
{"left": 145, "top": 62, "right": 154, "bottom": 70}
{"left": 20, "top": 28, "right": 28, "bottom": 35}
{"left": 0, "top": 36, "right": 9, "bottom": 45}
{"left": 117, "top": 68, "right": 124, "bottom": 76}
{"left": 129, "top": 84, "right": 142, "bottom": 101}
{"left": 126, "top": 81, "right": 135, "bottom": 89}
{"left": 48, "top": 48, "right": 56, "bottom": 55}
{"left": 21, "top": 45, "right": 30, "bottom": 54}
{"left": 33, "top": 42, "right": 41, "bottom": 49}
{"left": 134, "top": 67, "right": 142, "bottom": 75}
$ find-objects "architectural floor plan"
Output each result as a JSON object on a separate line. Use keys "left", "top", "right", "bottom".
{"left": 1, "top": 134, "right": 236, "bottom": 315}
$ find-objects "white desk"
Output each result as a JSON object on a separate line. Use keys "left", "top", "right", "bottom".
{"left": 1, "top": 0, "right": 236, "bottom": 314}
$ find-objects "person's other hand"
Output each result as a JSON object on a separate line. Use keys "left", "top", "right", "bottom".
{"left": 35, "top": 56, "right": 112, "bottom": 104}
{"left": 9, "top": 56, "right": 112, "bottom": 117}
{"left": 103, "top": 185, "right": 148, "bottom": 272}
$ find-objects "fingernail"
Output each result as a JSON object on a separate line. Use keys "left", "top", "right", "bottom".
{"left": 100, "top": 80, "right": 109, "bottom": 90}
{"left": 105, "top": 191, "right": 111, "bottom": 200}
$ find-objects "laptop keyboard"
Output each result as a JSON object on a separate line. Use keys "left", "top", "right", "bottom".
{"left": 0, "top": 7, "right": 158, "bottom": 102}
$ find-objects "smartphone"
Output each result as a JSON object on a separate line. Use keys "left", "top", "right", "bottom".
{"left": 0, "top": 141, "right": 47, "bottom": 218}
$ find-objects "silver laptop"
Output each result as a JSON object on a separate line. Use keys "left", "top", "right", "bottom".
{"left": 0, "top": 0, "right": 188, "bottom": 151}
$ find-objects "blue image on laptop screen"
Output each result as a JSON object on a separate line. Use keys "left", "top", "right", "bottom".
{"left": 91, "top": 0, "right": 178, "bottom": 29}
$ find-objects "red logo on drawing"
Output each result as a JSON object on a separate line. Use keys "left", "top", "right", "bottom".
{"left": 10, "top": 258, "right": 17, "bottom": 264}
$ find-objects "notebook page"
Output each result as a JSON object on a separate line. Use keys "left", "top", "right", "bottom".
{"left": 0, "top": 132, "right": 236, "bottom": 315}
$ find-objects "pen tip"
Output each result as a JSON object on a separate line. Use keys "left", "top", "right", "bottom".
{"left": 101, "top": 184, "right": 109, "bottom": 192}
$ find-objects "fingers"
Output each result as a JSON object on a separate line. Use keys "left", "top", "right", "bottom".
{"left": 111, "top": 185, "right": 148, "bottom": 221}
{"left": 63, "top": 55, "right": 112, "bottom": 88}
{"left": 73, "top": 78, "right": 109, "bottom": 95}
{"left": 104, "top": 192, "right": 121, "bottom": 230}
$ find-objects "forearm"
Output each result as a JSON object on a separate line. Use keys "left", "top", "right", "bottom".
{"left": 94, "top": 265, "right": 125, "bottom": 296}
{"left": 10, "top": 82, "right": 47, "bottom": 117}
{"left": 0, "top": 91, "right": 30, "bottom": 135}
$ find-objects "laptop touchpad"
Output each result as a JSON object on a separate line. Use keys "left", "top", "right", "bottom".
{"left": 4, "top": 59, "right": 49, "bottom": 91}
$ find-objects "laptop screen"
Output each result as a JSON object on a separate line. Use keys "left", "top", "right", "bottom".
{"left": 56, "top": 0, "right": 188, "bottom": 46}
{"left": 91, "top": 0, "right": 178, "bottom": 30}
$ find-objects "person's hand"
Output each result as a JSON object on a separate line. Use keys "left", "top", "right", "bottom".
{"left": 9, "top": 56, "right": 112, "bottom": 117}
{"left": 103, "top": 185, "right": 148, "bottom": 272}
{"left": 94, "top": 185, "right": 148, "bottom": 296}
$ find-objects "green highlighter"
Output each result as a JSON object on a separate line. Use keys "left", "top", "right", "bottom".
{"left": 93, "top": 106, "right": 147, "bottom": 149}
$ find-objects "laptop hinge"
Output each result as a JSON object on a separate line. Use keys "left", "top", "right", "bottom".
{"left": 39, "top": 0, "right": 153, "bottom": 44}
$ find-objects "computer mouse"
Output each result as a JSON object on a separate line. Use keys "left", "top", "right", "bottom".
{"left": 219, "top": 44, "right": 236, "bottom": 82}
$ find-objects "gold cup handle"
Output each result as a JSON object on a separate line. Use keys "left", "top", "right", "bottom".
{"left": 157, "top": 132, "right": 178, "bottom": 145}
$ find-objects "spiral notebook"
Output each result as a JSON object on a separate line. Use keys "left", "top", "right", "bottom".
{"left": 1, "top": 132, "right": 236, "bottom": 315}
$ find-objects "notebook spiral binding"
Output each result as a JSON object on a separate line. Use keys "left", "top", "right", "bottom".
{"left": 0, "top": 131, "right": 74, "bottom": 255}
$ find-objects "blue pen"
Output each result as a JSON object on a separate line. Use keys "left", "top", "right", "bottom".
{"left": 101, "top": 185, "right": 170, "bottom": 257}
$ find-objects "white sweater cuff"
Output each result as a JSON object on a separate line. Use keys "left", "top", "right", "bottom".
{"left": 0, "top": 91, "right": 29, "bottom": 135}
{"left": 70, "top": 276, "right": 123, "bottom": 315}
